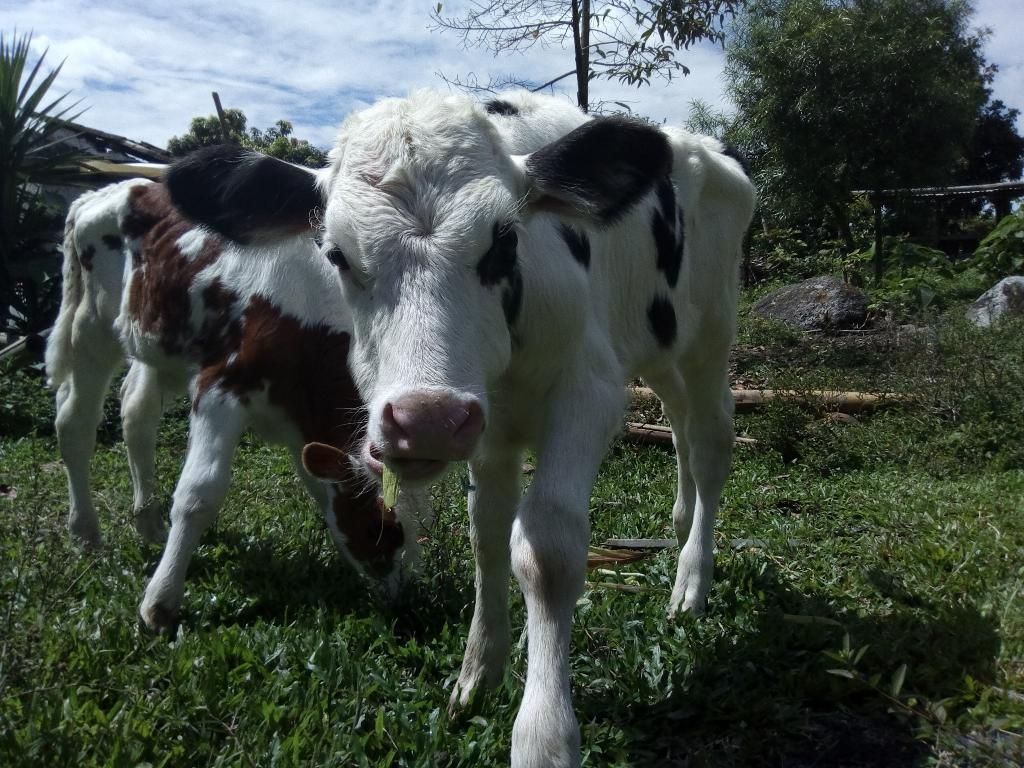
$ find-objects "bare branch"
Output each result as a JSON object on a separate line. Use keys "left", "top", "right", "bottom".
{"left": 531, "top": 69, "right": 578, "bottom": 92}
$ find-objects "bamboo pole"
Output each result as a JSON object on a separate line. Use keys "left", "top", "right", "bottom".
{"left": 630, "top": 386, "right": 906, "bottom": 414}
{"left": 624, "top": 421, "right": 758, "bottom": 448}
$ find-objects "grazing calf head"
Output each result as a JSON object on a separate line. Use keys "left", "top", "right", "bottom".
{"left": 165, "top": 93, "right": 672, "bottom": 483}
{"left": 301, "top": 442, "right": 406, "bottom": 589}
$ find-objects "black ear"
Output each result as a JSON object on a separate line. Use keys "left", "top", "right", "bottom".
{"left": 524, "top": 116, "right": 673, "bottom": 226}
{"left": 164, "top": 144, "right": 322, "bottom": 244}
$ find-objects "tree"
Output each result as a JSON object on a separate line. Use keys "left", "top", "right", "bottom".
{"left": 725, "top": 0, "right": 988, "bottom": 278}
{"left": 956, "top": 99, "right": 1024, "bottom": 185}
{"left": 0, "top": 31, "right": 86, "bottom": 336}
{"left": 166, "top": 108, "right": 248, "bottom": 156}
{"left": 432, "top": 0, "right": 744, "bottom": 112}
{"left": 167, "top": 109, "right": 327, "bottom": 168}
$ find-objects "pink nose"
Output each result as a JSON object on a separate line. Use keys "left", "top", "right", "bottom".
{"left": 380, "top": 392, "right": 485, "bottom": 462}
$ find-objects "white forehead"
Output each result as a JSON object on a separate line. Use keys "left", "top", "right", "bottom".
{"left": 319, "top": 91, "right": 522, "bottom": 256}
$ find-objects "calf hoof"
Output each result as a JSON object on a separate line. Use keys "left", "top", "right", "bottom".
{"left": 668, "top": 544, "right": 712, "bottom": 618}
{"left": 511, "top": 702, "right": 580, "bottom": 768}
{"left": 448, "top": 678, "right": 486, "bottom": 718}
{"left": 139, "top": 599, "right": 180, "bottom": 637}
{"left": 134, "top": 512, "right": 168, "bottom": 545}
{"left": 70, "top": 525, "right": 103, "bottom": 551}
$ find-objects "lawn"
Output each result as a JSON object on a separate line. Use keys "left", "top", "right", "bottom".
{"left": 1, "top": 303, "right": 1022, "bottom": 767}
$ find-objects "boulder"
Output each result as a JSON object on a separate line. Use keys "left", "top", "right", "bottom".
{"left": 752, "top": 276, "right": 869, "bottom": 332}
{"left": 966, "top": 276, "right": 1024, "bottom": 328}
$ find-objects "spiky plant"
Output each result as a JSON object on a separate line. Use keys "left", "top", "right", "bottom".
{"left": 0, "top": 31, "right": 86, "bottom": 336}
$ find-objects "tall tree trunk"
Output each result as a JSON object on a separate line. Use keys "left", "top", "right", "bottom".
{"left": 571, "top": 0, "right": 590, "bottom": 112}
{"left": 872, "top": 197, "right": 884, "bottom": 285}
{"left": 827, "top": 202, "right": 856, "bottom": 254}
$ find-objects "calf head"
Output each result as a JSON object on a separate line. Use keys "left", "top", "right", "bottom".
{"left": 302, "top": 441, "right": 408, "bottom": 594}
{"left": 166, "top": 94, "right": 672, "bottom": 484}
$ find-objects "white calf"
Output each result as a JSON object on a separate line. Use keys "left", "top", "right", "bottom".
{"left": 46, "top": 179, "right": 430, "bottom": 633}
{"left": 163, "top": 91, "right": 756, "bottom": 766}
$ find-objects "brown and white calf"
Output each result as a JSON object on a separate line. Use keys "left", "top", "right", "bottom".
{"left": 45, "top": 178, "right": 430, "bottom": 633}
{"left": 165, "top": 91, "right": 756, "bottom": 767}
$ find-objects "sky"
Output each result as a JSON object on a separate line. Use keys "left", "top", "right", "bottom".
{"left": 3, "top": 0, "right": 1022, "bottom": 152}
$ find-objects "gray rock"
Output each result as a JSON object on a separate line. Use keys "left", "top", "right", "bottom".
{"left": 752, "top": 276, "right": 869, "bottom": 332}
{"left": 966, "top": 276, "right": 1024, "bottom": 328}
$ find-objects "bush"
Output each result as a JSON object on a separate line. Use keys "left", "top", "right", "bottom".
{"left": 970, "top": 209, "right": 1024, "bottom": 281}
{"left": 747, "top": 227, "right": 861, "bottom": 284}
{"left": 867, "top": 237, "right": 986, "bottom": 318}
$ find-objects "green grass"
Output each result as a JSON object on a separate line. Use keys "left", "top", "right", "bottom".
{"left": 1, "top": 310, "right": 1023, "bottom": 767}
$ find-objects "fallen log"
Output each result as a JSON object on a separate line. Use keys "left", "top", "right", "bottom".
{"left": 624, "top": 421, "right": 758, "bottom": 447}
{"left": 630, "top": 386, "right": 906, "bottom": 414}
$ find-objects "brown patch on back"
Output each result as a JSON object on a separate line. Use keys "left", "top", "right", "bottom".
{"left": 124, "top": 184, "right": 226, "bottom": 357}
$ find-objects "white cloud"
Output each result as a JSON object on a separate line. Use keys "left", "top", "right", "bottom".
{"left": 2, "top": 0, "right": 1020, "bottom": 150}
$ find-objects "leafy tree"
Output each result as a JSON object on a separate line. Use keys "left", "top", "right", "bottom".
{"left": 956, "top": 99, "right": 1024, "bottom": 185}
{"left": 432, "top": 0, "right": 744, "bottom": 112}
{"left": 166, "top": 108, "right": 247, "bottom": 156}
{"left": 0, "top": 31, "right": 86, "bottom": 336}
{"left": 167, "top": 109, "right": 327, "bottom": 167}
{"left": 725, "top": 0, "right": 988, "bottom": 273}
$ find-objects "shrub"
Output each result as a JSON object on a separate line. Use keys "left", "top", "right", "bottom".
{"left": 970, "top": 209, "right": 1024, "bottom": 281}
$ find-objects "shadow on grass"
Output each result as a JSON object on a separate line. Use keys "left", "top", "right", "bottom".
{"left": 585, "top": 558, "right": 1000, "bottom": 768}
{"left": 151, "top": 525, "right": 475, "bottom": 637}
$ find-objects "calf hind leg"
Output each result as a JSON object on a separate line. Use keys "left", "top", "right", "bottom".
{"left": 53, "top": 325, "right": 123, "bottom": 547}
{"left": 139, "top": 390, "right": 247, "bottom": 634}
{"left": 641, "top": 367, "right": 697, "bottom": 546}
{"left": 670, "top": 351, "right": 734, "bottom": 617}
{"left": 121, "top": 361, "right": 176, "bottom": 544}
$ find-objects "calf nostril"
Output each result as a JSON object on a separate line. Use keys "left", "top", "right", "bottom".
{"left": 454, "top": 400, "right": 485, "bottom": 440}
{"left": 380, "top": 402, "right": 408, "bottom": 441}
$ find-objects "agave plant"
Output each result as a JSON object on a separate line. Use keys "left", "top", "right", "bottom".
{"left": 0, "top": 31, "right": 87, "bottom": 337}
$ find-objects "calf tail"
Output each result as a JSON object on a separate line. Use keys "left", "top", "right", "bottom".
{"left": 44, "top": 198, "right": 87, "bottom": 388}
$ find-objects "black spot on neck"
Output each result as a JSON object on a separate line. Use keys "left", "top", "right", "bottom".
{"left": 647, "top": 296, "right": 677, "bottom": 348}
{"left": 655, "top": 177, "right": 676, "bottom": 222}
{"left": 485, "top": 99, "right": 520, "bottom": 117}
{"left": 558, "top": 223, "right": 590, "bottom": 269}
{"left": 652, "top": 208, "right": 679, "bottom": 288}
{"left": 720, "top": 144, "right": 751, "bottom": 178}
{"left": 477, "top": 223, "right": 518, "bottom": 287}
{"left": 101, "top": 234, "right": 123, "bottom": 251}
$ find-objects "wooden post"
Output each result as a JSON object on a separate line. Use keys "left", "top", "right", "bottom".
{"left": 211, "top": 92, "right": 230, "bottom": 143}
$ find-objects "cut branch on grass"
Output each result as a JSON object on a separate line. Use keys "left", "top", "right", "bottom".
{"left": 630, "top": 386, "right": 910, "bottom": 414}
{"left": 624, "top": 421, "right": 759, "bottom": 448}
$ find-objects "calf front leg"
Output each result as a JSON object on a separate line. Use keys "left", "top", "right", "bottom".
{"left": 139, "top": 390, "right": 246, "bottom": 634}
{"left": 510, "top": 378, "right": 625, "bottom": 768}
{"left": 450, "top": 446, "right": 522, "bottom": 711}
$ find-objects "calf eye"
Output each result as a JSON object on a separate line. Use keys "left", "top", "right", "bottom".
{"left": 325, "top": 245, "right": 350, "bottom": 271}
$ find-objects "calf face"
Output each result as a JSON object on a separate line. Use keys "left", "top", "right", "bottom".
{"left": 166, "top": 94, "right": 671, "bottom": 485}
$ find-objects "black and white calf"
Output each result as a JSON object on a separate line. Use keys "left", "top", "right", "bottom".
{"left": 166, "top": 91, "right": 756, "bottom": 767}
{"left": 46, "top": 179, "right": 429, "bottom": 633}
